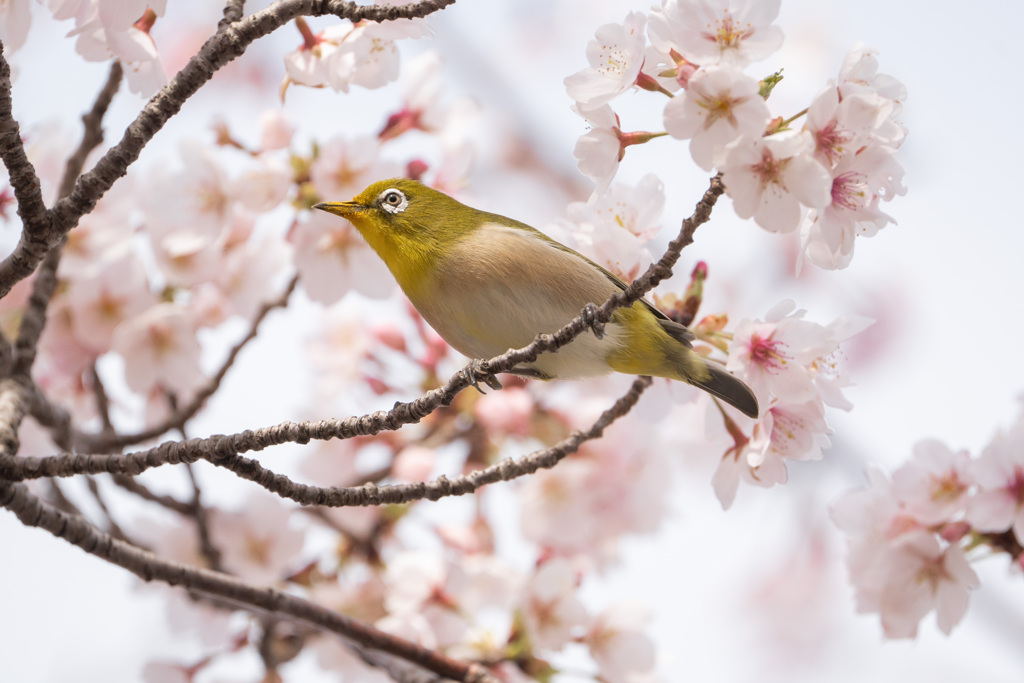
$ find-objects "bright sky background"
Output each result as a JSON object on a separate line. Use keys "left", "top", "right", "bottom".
{"left": 2, "top": 1, "right": 1024, "bottom": 681}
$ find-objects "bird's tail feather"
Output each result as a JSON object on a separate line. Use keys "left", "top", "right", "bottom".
{"left": 690, "top": 362, "right": 759, "bottom": 419}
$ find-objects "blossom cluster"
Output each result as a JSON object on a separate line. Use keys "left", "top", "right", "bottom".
{"left": 833, "top": 408, "right": 1024, "bottom": 639}
{"left": 690, "top": 298, "right": 870, "bottom": 509}
{"left": 564, "top": 0, "right": 907, "bottom": 270}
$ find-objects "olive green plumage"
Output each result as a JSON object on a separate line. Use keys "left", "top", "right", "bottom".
{"left": 314, "top": 178, "right": 758, "bottom": 418}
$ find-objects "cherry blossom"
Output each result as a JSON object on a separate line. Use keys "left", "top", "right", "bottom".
{"left": 232, "top": 155, "right": 293, "bottom": 213}
{"left": 519, "top": 558, "right": 589, "bottom": 651}
{"left": 110, "top": 302, "right": 205, "bottom": 395}
{"left": 663, "top": 65, "right": 770, "bottom": 171}
{"left": 289, "top": 210, "right": 395, "bottom": 304}
{"left": 208, "top": 493, "right": 307, "bottom": 585}
{"left": 719, "top": 130, "right": 832, "bottom": 232}
{"left": 259, "top": 109, "right": 295, "bottom": 151}
{"left": 727, "top": 300, "right": 846, "bottom": 407}
{"left": 648, "top": 0, "right": 784, "bottom": 67}
{"left": 966, "top": 423, "right": 1024, "bottom": 543}
{"left": 584, "top": 604, "right": 656, "bottom": 682}
{"left": 801, "top": 144, "right": 904, "bottom": 270}
{"left": 571, "top": 104, "right": 623, "bottom": 192}
{"left": 65, "top": 253, "right": 154, "bottom": 353}
{"left": 890, "top": 440, "right": 972, "bottom": 527}
{"left": 874, "top": 532, "right": 978, "bottom": 638}
{"left": 72, "top": 17, "right": 167, "bottom": 96}
{"left": 0, "top": 0, "right": 32, "bottom": 51}
{"left": 308, "top": 134, "right": 402, "bottom": 202}
{"left": 564, "top": 12, "right": 647, "bottom": 108}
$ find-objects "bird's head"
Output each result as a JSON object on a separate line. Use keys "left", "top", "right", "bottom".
{"left": 314, "top": 178, "right": 472, "bottom": 249}
{"left": 314, "top": 178, "right": 480, "bottom": 286}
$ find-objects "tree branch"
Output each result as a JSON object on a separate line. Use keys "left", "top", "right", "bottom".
{"left": 0, "top": 0, "right": 457, "bottom": 301}
{"left": 218, "top": 0, "right": 247, "bottom": 33}
{"left": 0, "top": 480, "right": 496, "bottom": 683}
{"left": 4, "top": 173, "right": 722, "bottom": 483}
{"left": 0, "top": 42, "right": 50, "bottom": 292}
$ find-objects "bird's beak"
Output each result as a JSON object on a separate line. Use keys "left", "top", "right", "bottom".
{"left": 313, "top": 201, "right": 366, "bottom": 219}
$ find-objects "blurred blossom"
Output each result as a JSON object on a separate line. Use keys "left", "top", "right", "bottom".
{"left": 966, "top": 420, "right": 1024, "bottom": 543}
{"left": 233, "top": 155, "right": 293, "bottom": 212}
{"left": 208, "top": 493, "right": 307, "bottom": 585}
{"left": 110, "top": 302, "right": 205, "bottom": 395}
{"left": 519, "top": 557, "right": 589, "bottom": 651}
{"left": 520, "top": 426, "right": 671, "bottom": 558}
{"left": 65, "top": 252, "right": 154, "bottom": 353}
{"left": 309, "top": 135, "right": 401, "bottom": 202}
{"left": 289, "top": 209, "right": 395, "bottom": 304}
{"left": 833, "top": 462, "right": 979, "bottom": 638}
{"left": 584, "top": 604, "right": 656, "bottom": 682}
{"left": 259, "top": 109, "right": 296, "bottom": 150}
{"left": 474, "top": 386, "right": 535, "bottom": 438}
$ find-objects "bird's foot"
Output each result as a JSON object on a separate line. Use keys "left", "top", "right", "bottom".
{"left": 465, "top": 360, "right": 503, "bottom": 394}
{"left": 580, "top": 303, "right": 606, "bottom": 340}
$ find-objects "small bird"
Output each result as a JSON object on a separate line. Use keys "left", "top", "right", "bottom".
{"left": 314, "top": 178, "right": 758, "bottom": 418}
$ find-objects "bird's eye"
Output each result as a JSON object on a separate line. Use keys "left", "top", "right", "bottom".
{"left": 377, "top": 188, "right": 408, "bottom": 215}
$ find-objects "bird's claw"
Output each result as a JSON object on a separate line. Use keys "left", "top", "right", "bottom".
{"left": 581, "top": 303, "right": 605, "bottom": 340}
{"left": 465, "top": 360, "right": 503, "bottom": 394}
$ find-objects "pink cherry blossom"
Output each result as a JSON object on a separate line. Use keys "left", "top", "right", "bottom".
{"left": 232, "top": 155, "right": 293, "bottom": 212}
{"left": 874, "top": 532, "right": 979, "bottom": 638}
{"left": 564, "top": 12, "right": 647, "bottom": 107}
{"left": 519, "top": 558, "right": 590, "bottom": 651}
{"left": 584, "top": 604, "right": 656, "bottom": 682}
{"left": 111, "top": 302, "right": 205, "bottom": 395}
{"left": 215, "top": 231, "right": 292, "bottom": 320}
{"left": 259, "top": 109, "right": 295, "bottom": 151}
{"left": 966, "top": 426, "right": 1024, "bottom": 543}
{"left": 66, "top": 253, "right": 154, "bottom": 353}
{"left": 648, "top": 0, "right": 783, "bottom": 67}
{"left": 801, "top": 145, "right": 904, "bottom": 270}
{"left": 288, "top": 210, "right": 395, "bottom": 304}
{"left": 663, "top": 65, "right": 770, "bottom": 171}
{"left": 727, "top": 300, "right": 841, "bottom": 406}
{"left": 208, "top": 493, "right": 307, "bottom": 585}
{"left": 0, "top": 0, "right": 32, "bottom": 51}
{"left": 474, "top": 386, "right": 535, "bottom": 438}
{"left": 890, "top": 439, "right": 972, "bottom": 527}
{"left": 309, "top": 135, "right": 401, "bottom": 202}
{"left": 719, "top": 130, "right": 832, "bottom": 232}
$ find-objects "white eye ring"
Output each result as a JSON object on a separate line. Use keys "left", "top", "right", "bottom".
{"left": 378, "top": 188, "right": 408, "bottom": 214}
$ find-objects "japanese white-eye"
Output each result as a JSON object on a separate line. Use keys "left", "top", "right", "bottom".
{"left": 314, "top": 179, "right": 758, "bottom": 418}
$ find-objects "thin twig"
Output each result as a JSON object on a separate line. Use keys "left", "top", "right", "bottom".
{"left": 186, "top": 463, "right": 223, "bottom": 571}
{"left": 110, "top": 474, "right": 193, "bottom": 515}
{"left": 0, "top": 480, "right": 496, "bottom": 683}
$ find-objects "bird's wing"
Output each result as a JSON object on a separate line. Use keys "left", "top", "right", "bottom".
{"left": 490, "top": 215, "right": 695, "bottom": 348}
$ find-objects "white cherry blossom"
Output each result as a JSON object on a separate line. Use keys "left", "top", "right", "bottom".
{"left": 663, "top": 64, "right": 770, "bottom": 171}
{"left": 719, "top": 130, "right": 832, "bottom": 232}
{"left": 564, "top": 12, "right": 647, "bottom": 107}
{"left": 648, "top": 0, "right": 783, "bottom": 67}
